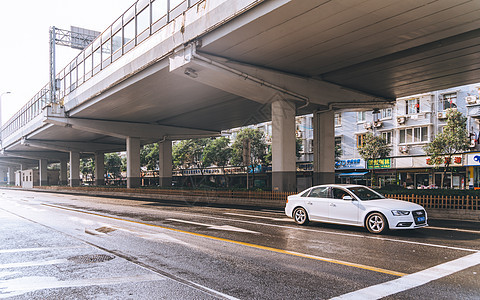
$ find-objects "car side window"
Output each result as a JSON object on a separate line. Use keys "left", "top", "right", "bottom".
{"left": 300, "top": 190, "right": 310, "bottom": 197}
{"left": 332, "top": 188, "right": 348, "bottom": 200}
{"left": 308, "top": 187, "right": 329, "bottom": 198}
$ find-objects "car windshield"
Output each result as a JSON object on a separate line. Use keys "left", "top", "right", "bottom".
{"left": 346, "top": 186, "right": 385, "bottom": 200}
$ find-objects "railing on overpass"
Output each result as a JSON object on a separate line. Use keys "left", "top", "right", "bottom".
{"left": 1, "top": 0, "right": 203, "bottom": 140}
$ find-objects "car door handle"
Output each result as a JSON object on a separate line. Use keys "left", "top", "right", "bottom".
{"left": 330, "top": 203, "right": 336, "bottom": 207}
{"left": 307, "top": 201, "right": 313, "bottom": 205}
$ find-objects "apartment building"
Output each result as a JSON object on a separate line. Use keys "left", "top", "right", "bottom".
{"left": 225, "top": 83, "right": 480, "bottom": 189}
{"left": 335, "top": 83, "right": 480, "bottom": 189}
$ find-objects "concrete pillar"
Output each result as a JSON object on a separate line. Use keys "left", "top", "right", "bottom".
{"left": 313, "top": 110, "right": 335, "bottom": 185}
{"left": 94, "top": 152, "right": 105, "bottom": 186}
{"left": 39, "top": 159, "right": 48, "bottom": 186}
{"left": 60, "top": 160, "right": 68, "bottom": 185}
{"left": 8, "top": 167, "right": 16, "bottom": 185}
{"left": 127, "top": 137, "right": 141, "bottom": 188}
{"left": 0, "top": 168, "right": 7, "bottom": 185}
{"left": 271, "top": 100, "right": 296, "bottom": 192}
{"left": 158, "top": 140, "right": 172, "bottom": 187}
{"left": 69, "top": 151, "right": 80, "bottom": 187}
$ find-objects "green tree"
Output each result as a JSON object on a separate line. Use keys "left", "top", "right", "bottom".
{"left": 358, "top": 133, "right": 391, "bottom": 186}
{"left": 203, "top": 137, "right": 232, "bottom": 187}
{"left": 80, "top": 158, "right": 95, "bottom": 183}
{"left": 296, "top": 138, "right": 303, "bottom": 158}
{"left": 423, "top": 108, "right": 469, "bottom": 188}
{"left": 141, "top": 143, "right": 159, "bottom": 171}
{"left": 105, "top": 152, "right": 123, "bottom": 180}
{"left": 172, "top": 138, "right": 212, "bottom": 187}
{"left": 231, "top": 128, "right": 267, "bottom": 188}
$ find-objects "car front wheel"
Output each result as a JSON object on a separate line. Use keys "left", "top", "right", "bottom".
{"left": 293, "top": 207, "right": 309, "bottom": 225}
{"left": 366, "top": 212, "right": 387, "bottom": 234}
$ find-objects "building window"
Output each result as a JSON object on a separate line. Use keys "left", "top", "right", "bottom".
{"left": 335, "top": 113, "right": 342, "bottom": 127}
{"left": 441, "top": 93, "right": 457, "bottom": 110}
{"left": 357, "top": 111, "right": 366, "bottom": 123}
{"left": 380, "top": 108, "right": 392, "bottom": 119}
{"left": 381, "top": 131, "right": 392, "bottom": 145}
{"left": 406, "top": 98, "right": 420, "bottom": 115}
{"left": 356, "top": 134, "right": 366, "bottom": 148}
{"left": 399, "top": 126, "right": 428, "bottom": 144}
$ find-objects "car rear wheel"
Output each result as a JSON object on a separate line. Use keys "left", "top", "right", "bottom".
{"left": 366, "top": 212, "right": 387, "bottom": 234}
{"left": 293, "top": 207, "right": 309, "bottom": 225}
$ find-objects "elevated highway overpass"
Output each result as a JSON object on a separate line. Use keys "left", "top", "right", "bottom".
{"left": 1, "top": 0, "right": 480, "bottom": 191}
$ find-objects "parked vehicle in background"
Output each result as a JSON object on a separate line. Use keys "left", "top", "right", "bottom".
{"left": 285, "top": 184, "right": 428, "bottom": 234}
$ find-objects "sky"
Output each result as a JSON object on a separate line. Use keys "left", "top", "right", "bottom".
{"left": 0, "top": 0, "right": 135, "bottom": 125}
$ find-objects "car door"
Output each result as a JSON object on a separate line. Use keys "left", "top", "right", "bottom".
{"left": 328, "top": 188, "right": 360, "bottom": 225}
{"left": 305, "top": 186, "right": 330, "bottom": 221}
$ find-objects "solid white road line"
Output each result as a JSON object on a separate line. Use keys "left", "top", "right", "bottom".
{"left": 167, "top": 218, "right": 259, "bottom": 234}
{"left": 224, "top": 212, "right": 292, "bottom": 221}
{"left": 0, "top": 259, "right": 68, "bottom": 269}
{"left": 0, "top": 274, "right": 165, "bottom": 298}
{"left": 330, "top": 251, "right": 480, "bottom": 300}
{"left": 0, "top": 246, "right": 87, "bottom": 254}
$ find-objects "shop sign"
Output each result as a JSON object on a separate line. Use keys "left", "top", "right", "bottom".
{"left": 367, "top": 158, "right": 391, "bottom": 169}
{"left": 466, "top": 153, "right": 480, "bottom": 166}
{"left": 426, "top": 155, "right": 462, "bottom": 166}
{"left": 335, "top": 158, "right": 366, "bottom": 170}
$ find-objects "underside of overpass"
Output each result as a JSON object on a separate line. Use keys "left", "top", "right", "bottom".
{"left": 1, "top": 0, "right": 479, "bottom": 191}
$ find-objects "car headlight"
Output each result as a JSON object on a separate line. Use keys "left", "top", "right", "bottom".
{"left": 391, "top": 210, "right": 410, "bottom": 216}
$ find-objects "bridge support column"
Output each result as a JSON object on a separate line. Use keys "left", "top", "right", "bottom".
{"left": 39, "top": 159, "right": 48, "bottom": 186}
{"left": 158, "top": 140, "right": 172, "bottom": 187}
{"left": 313, "top": 111, "right": 335, "bottom": 185}
{"left": 127, "top": 137, "right": 141, "bottom": 188}
{"left": 0, "top": 168, "right": 7, "bottom": 185}
{"left": 94, "top": 152, "right": 105, "bottom": 186}
{"left": 7, "top": 167, "right": 16, "bottom": 185}
{"left": 272, "top": 100, "right": 296, "bottom": 192}
{"left": 60, "top": 160, "right": 68, "bottom": 185}
{"left": 70, "top": 152, "right": 80, "bottom": 187}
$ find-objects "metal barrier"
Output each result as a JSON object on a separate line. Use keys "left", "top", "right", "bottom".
{"left": 386, "top": 194, "right": 480, "bottom": 211}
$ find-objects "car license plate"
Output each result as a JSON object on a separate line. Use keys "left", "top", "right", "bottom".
{"left": 417, "top": 217, "right": 425, "bottom": 222}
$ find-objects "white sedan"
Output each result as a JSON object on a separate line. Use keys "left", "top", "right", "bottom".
{"left": 285, "top": 184, "right": 428, "bottom": 234}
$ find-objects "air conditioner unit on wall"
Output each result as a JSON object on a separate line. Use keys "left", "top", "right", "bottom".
{"left": 399, "top": 145, "right": 409, "bottom": 153}
{"left": 437, "top": 112, "right": 446, "bottom": 119}
{"left": 466, "top": 95, "right": 478, "bottom": 105}
{"left": 397, "top": 116, "right": 406, "bottom": 124}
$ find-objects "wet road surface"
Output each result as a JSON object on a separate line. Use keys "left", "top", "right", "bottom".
{"left": 0, "top": 189, "right": 479, "bottom": 299}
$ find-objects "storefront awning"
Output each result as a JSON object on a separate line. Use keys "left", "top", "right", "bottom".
{"left": 338, "top": 171, "right": 369, "bottom": 177}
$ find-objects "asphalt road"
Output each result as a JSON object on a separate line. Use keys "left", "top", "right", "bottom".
{"left": 0, "top": 189, "right": 479, "bottom": 299}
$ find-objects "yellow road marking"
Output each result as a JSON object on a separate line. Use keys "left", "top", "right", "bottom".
{"left": 42, "top": 203, "right": 406, "bottom": 277}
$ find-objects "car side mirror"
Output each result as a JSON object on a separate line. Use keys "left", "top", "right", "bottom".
{"left": 342, "top": 195, "right": 354, "bottom": 201}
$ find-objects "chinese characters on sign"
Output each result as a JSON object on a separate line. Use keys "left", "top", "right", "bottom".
{"left": 367, "top": 158, "right": 391, "bottom": 169}
{"left": 426, "top": 156, "right": 462, "bottom": 165}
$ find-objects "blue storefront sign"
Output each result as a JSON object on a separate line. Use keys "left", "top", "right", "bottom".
{"left": 335, "top": 158, "right": 366, "bottom": 170}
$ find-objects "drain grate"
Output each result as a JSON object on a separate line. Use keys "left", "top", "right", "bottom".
{"left": 68, "top": 254, "right": 115, "bottom": 264}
